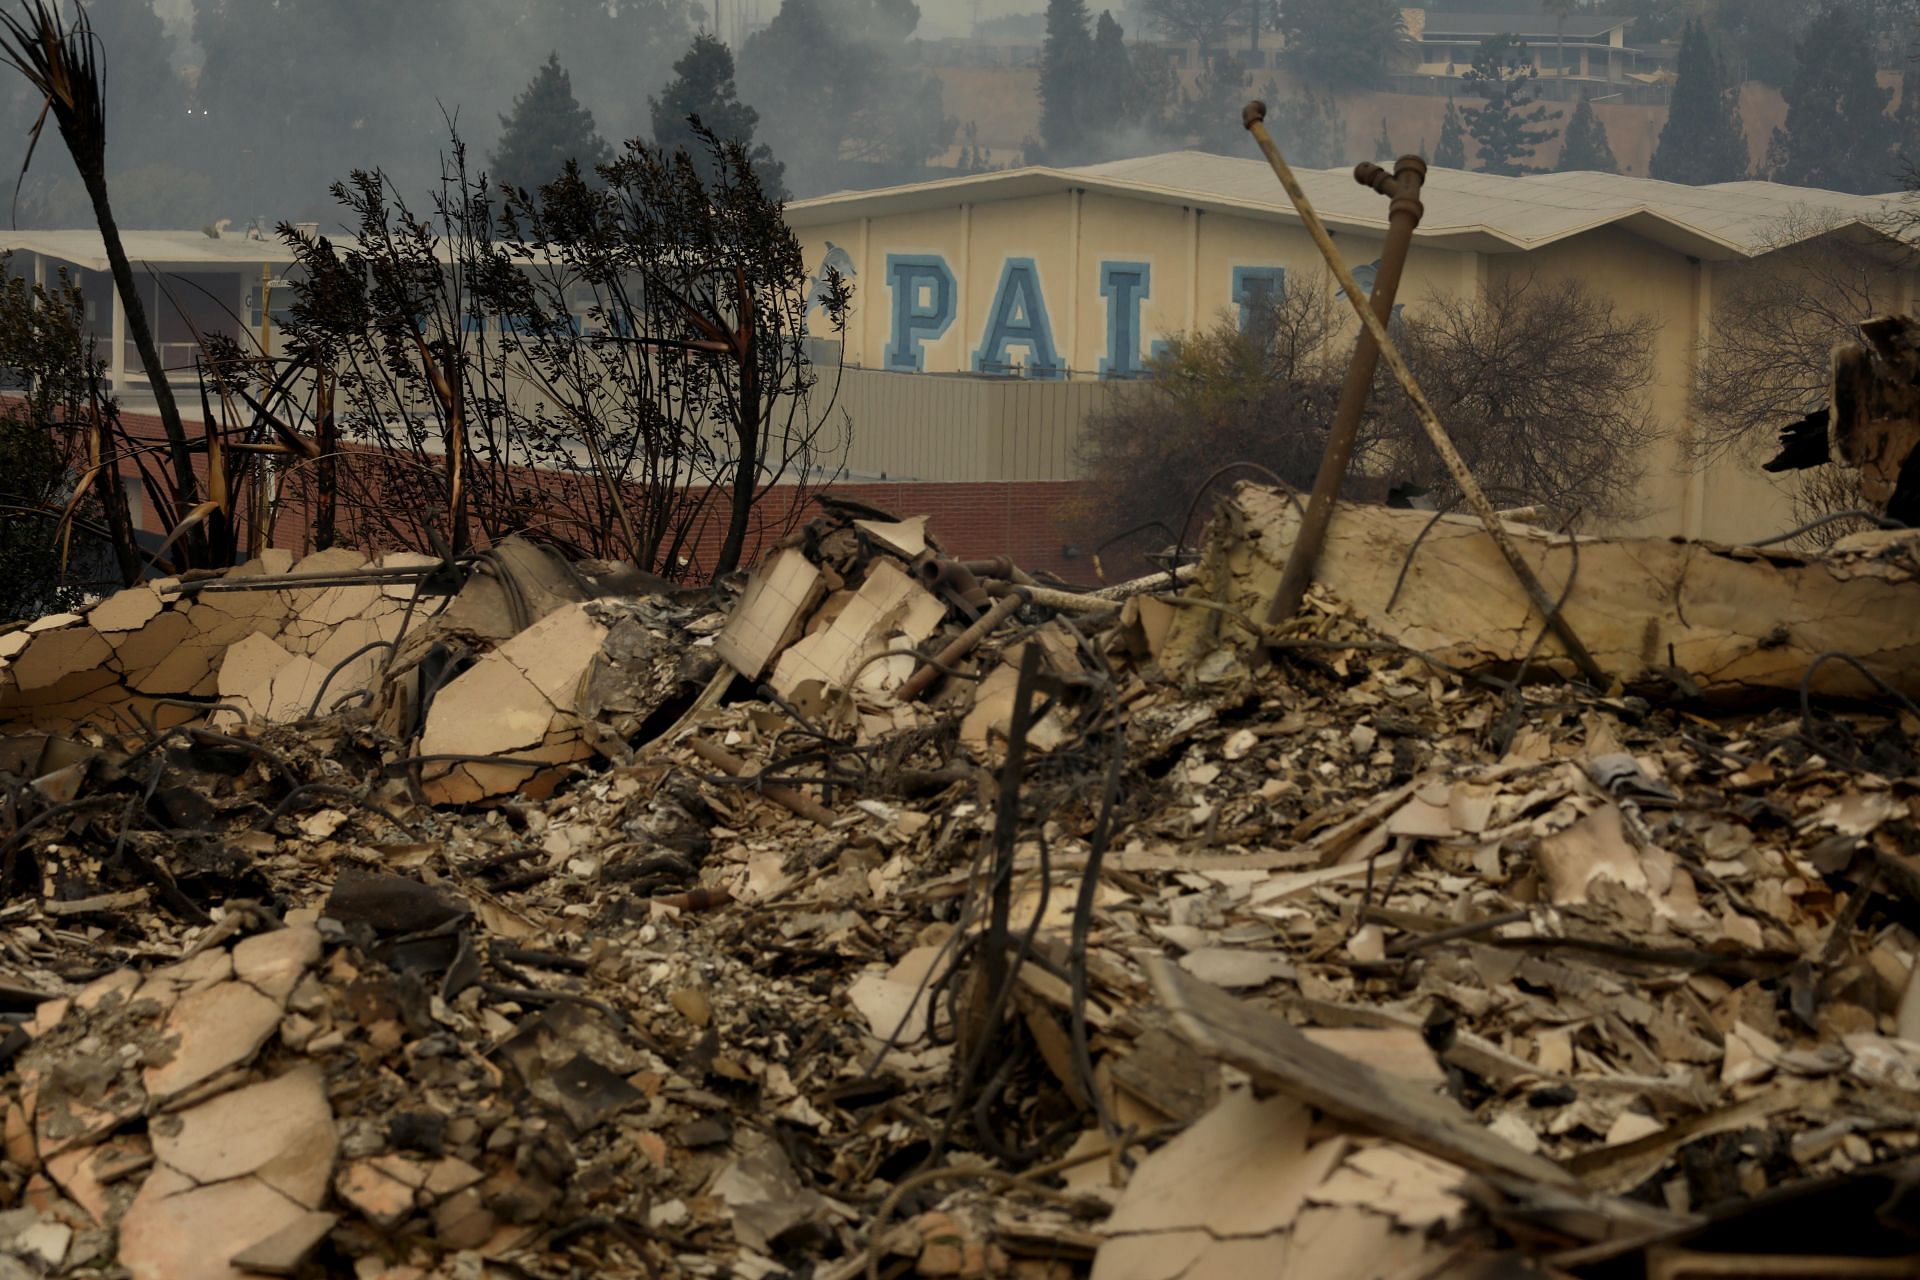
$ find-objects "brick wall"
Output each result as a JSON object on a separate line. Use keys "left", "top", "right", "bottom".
{"left": 106, "top": 408, "right": 1105, "bottom": 583}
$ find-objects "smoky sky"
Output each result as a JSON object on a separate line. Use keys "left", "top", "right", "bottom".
{"left": 0, "top": 0, "right": 946, "bottom": 231}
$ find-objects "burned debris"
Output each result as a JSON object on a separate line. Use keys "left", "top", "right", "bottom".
{"left": 0, "top": 484, "right": 1916, "bottom": 1279}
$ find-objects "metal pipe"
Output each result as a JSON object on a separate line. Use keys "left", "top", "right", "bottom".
{"left": 689, "top": 738, "right": 837, "bottom": 827}
{"left": 1266, "top": 155, "right": 1426, "bottom": 629}
{"left": 916, "top": 556, "right": 991, "bottom": 613}
{"left": 958, "top": 557, "right": 1037, "bottom": 586}
{"left": 985, "top": 580, "right": 1121, "bottom": 615}
{"left": 1240, "top": 100, "right": 1607, "bottom": 687}
{"left": 899, "top": 589, "right": 1029, "bottom": 702}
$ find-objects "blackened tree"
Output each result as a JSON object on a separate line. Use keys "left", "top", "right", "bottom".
{"left": 650, "top": 33, "right": 784, "bottom": 195}
{"left": 1280, "top": 0, "right": 1407, "bottom": 88}
{"left": 1434, "top": 98, "right": 1468, "bottom": 168}
{"left": 1766, "top": 2, "right": 1899, "bottom": 193}
{"left": 1374, "top": 116, "right": 1394, "bottom": 161}
{"left": 1037, "top": 0, "right": 1096, "bottom": 161}
{"left": 1462, "top": 33, "right": 1558, "bottom": 175}
{"left": 491, "top": 53, "right": 613, "bottom": 193}
{"left": 1650, "top": 19, "right": 1748, "bottom": 184}
{"left": 1557, "top": 97, "right": 1619, "bottom": 172}
{"left": 738, "top": 0, "right": 953, "bottom": 195}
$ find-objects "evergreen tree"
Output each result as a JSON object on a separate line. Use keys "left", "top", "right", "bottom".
{"left": 1083, "top": 10, "right": 1169, "bottom": 158}
{"left": 1182, "top": 53, "right": 1251, "bottom": 154}
{"left": 1435, "top": 98, "right": 1468, "bottom": 168}
{"left": 1649, "top": 20, "right": 1748, "bottom": 184}
{"left": 1557, "top": 97, "right": 1619, "bottom": 172}
{"left": 650, "top": 34, "right": 784, "bottom": 195}
{"left": 1262, "top": 84, "right": 1348, "bottom": 167}
{"left": 1374, "top": 116, "right": 1394, "bottom": 161}
{"left": 1280, "top": 0, "right": 1406, "bottom": 88}
{"left": 491, "top": 53, "right": 613, "bottom": 192}
{"left": 1038, "top": 0, "right": 1096, "bottom": 161}
{"left": 738, "top": 0, "right": 953, "bottom": 195}
{"left": 1462, "top": 33, "right": 1558, "bottom": 175}
{"left": 1766, "top": 1, "right": 1899, "bottom": 193}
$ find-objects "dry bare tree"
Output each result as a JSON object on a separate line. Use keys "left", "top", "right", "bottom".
{"left": 1691, "top": 213, "right": 1909, "bottom": 539}
{"left": 1383, "top": 273, "right": 1659, "bottom": 525}
{"left": 1076, "top": 270, "right": 1659, "bottom": 562}
{"left": 1693, "top": 218, "right": 1904, "bottom": 465}
{"left": 1073, "top": 272, "right": 1358, "bottom": 565}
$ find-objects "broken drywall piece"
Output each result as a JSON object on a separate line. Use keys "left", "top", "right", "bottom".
{"left": 715, "top": 547, "right": 826, "bottom": 681}
{"left": 769, "top": 559, "right": 945, "bottom": 701}
{"left": 846, "top": 945, "right": 946, "bottom": 1046}
{"left": 853, "top": 516, "right": 929, "bottom": 560}
{"left": 1536, "top": 803, "right": 1650, "bottom": 906}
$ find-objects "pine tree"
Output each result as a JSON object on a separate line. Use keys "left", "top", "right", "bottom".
{"left": 1649, "top": 20, "right": 1748, "bottom": 184}
{"left": 1038, "top": 0, "right": 1096, "bottom": 162}
{"left": 1435, "top": 98, "right": 1468, "bottom": 168}
{"left": 1083, "top": 10, "right": 1163, "bottom": 159}
{"left": 1767, "top": 2, "right": 1899, "bottom": 193}
{"left": 1462, "top": 35, "right": 1556, "bottom": 175}
{"left": 491, "top": 53, "right": 614, "bottom": 193}
{"left": 650, "top": 34, "right": 785, "bottom": 195}
{"left": 1374, "top": 116, "right": 1394, "bottom": 161}
{"left": 1557, "top": 98, "right": 1619, "bottom": 172}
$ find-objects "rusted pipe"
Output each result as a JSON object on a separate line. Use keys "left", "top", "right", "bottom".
{"left": 690, "top": 738, "right": 837, "bottom": 827}
{"left": 1240, "top": 100, "right": 1607, "bottom": 687}
{"left": 958, "top": 557, "right": 1038, "bottom": 586}
{"left": 899, "top": 589, "right": 1030, "bottom": 702}
{"left": 916, "top": 557, "right": 991, "bottom": 612}
{"left": 1265, "top": 155, "right": 1426, "bottom": 630}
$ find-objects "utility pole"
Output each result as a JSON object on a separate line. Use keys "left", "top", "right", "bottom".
{"left": 1251, "top": 0, "right": 1260, "bottom": 54}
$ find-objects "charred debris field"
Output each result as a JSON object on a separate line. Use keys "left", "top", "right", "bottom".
{"left": 0, "top": 489, "right": 1916, "bottom": 1279}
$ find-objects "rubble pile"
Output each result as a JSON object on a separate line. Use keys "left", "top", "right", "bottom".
{"left": 0, "top": 488, "right": 1918, "bottom": 1278}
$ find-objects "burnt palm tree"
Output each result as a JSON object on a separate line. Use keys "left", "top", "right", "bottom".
{"left": 0, "top": 0, "right": 208, "bottom": 563}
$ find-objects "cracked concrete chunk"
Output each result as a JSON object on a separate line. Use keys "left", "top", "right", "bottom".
{"left": 89, "top": 586, "right": 166, "bottom": 633}
{"left": 228, "top": 1209, "right": 337, "bottom": 1275}
{"left": 10, "top": 627, "right": 113, "bottom": 693}
{"left": 232, "top": 926, "right": 323, "bottom": 1003}
{"left": 151, "top": 1064, "right": 336, "bottom": 1208}
{"left": 216, "top": 632, "right": 294, "bottom": 719}
{"left": 335, "top": 1158, "right": 418, "bottom": 1229}
{"left": 45, "top": 1134, "right": 149, "bottom": 1225}
{"left": 420, "top": 657, "right": 554, "bottom": 759}
{"left": 494, "top": 603, "right": 608, "bottom": 713}
{"left": 142, "top": 981, "right": 283, "bottom": 1103}
{"left": 118, "top": 1173, "right": 311, "bottom": 1280}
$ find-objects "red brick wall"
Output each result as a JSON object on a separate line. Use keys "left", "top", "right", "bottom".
{"left": 106, "top": 408, "right": 1103, "bottom": 583}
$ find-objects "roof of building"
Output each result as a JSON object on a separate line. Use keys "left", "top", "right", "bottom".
{"left": 0, "top": 228, "right": 302, "bottom": 272}
{"left": 787, "top": 151, "right": 1912, "bottom": 262}
{"left": 1414, "top": 10, "right": 1631, "bottom": 40}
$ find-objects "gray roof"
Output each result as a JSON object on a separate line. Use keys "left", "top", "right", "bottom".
{"left": 1416, "top": 10, "right": 1631, "bottom": 40}
{"left": 789, "top": 150, "right": 1910, "bottom": 262}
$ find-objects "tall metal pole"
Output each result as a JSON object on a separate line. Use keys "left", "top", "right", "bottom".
{"left": 1265, "top": 155, "right": 1426, "bottom": 628}
{"left": 1240, "top": 100, "right": 1606, "bottom": 686}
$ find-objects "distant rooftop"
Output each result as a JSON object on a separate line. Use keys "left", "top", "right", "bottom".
{"left": 0, "top": 228, "right": 301, "bottom": 272}
{"left": 1414, "top": 10, "right": 1633, "bottom": 40}
{"left": 789, "top": 151, "right": 1909, "bottom": 262}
